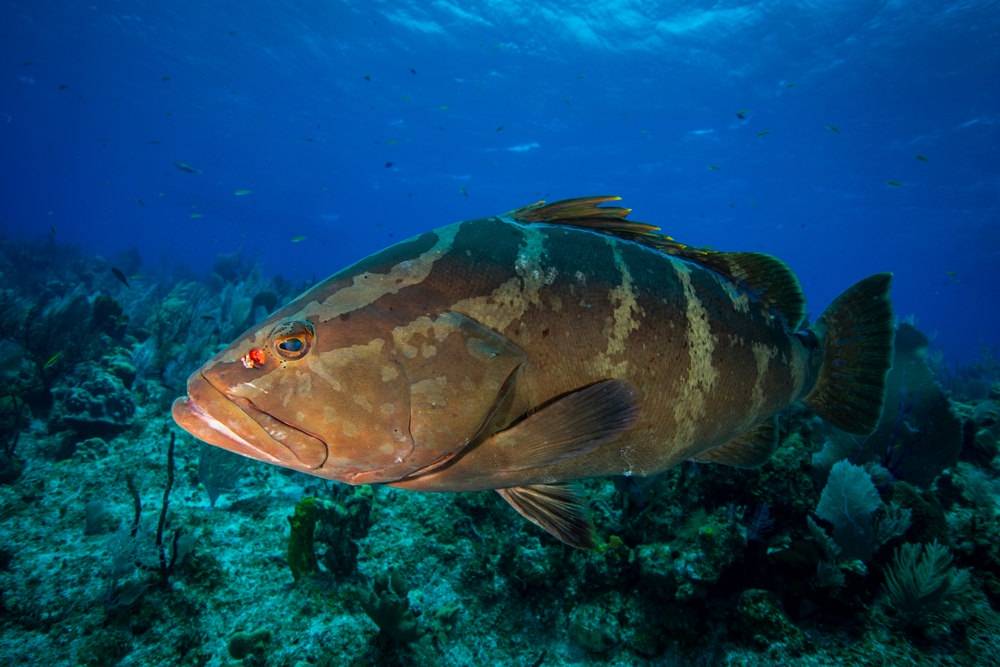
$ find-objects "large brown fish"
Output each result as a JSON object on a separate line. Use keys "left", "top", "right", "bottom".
{"left": 173, "top": 196, "right": 893, "bottom": 548}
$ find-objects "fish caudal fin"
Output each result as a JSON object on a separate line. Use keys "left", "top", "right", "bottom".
{"left": 805, "top": 273, "right": 894, "bottom": 435}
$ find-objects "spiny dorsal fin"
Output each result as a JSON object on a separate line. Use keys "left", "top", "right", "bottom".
{"left": 692, "top": 417, "right": 779, "bottom": 468}
{"left": 508, "top": 196, "right": 806, "bottom": 328}
{"left": 497, "top": 484, "right": 594, "bottom": 549}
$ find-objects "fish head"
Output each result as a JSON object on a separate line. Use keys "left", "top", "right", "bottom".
{"left": 172, "top": 293, "right": 416, "bottom": 485}
{"left": 172, "top": 224, "right": 527, "bottom": 486}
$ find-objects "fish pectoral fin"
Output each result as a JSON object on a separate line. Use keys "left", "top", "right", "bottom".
{"left": 692, "top": 416, "right": 779, "bottom": 468}
{"left": 488, "top": 379, "right": 639, "bottom": 471}
{"left": 497, "top": 484, "right": 594, "bottom": 549}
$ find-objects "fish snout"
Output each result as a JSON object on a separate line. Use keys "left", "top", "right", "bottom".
{"left": 172, "top": 373, "right": 327, "bottom": 470}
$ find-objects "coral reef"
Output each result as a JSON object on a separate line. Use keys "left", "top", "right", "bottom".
{"left": 0, "top": 238, "right": 997, "bottom": 665}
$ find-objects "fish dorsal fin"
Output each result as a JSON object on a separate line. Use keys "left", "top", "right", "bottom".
{"left": 689, "top": 251, "right": 805, "bottom": 329}
{"left": 692, "top": 417, "right": 779, "bottom": 468}
{"left": 497, "top": 484, "right": 594, "bottom": 549}
{"left": 508, "top": 196, "right": 805, "bottom": 328}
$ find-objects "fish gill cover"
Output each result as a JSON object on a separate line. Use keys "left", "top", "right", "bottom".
{"left": 1, "top": 1, "right": 999, "bottom": 665}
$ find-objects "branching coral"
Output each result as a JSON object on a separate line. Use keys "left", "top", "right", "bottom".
{"left": 881, "top": 541, "right": 973, "bottom": 637}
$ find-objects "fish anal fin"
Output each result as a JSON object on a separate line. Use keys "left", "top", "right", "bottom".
{"left": 497, "top": 484, "right": 594, "bottom": 549}
{"left": 508, "top": 197, "right": 805, "bottom": 327}
{"left": 693, "top": 417, "right": 779, "bottom": 468}
{"left": 489, "top": 379, "right": 639, "bottom": 472}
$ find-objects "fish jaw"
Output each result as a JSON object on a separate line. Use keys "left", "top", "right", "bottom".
{"left": 172, "top": 372, "right": 328, "bottom": 471}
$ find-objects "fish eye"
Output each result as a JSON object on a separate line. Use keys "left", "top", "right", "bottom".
{"left": 270, "top": 320, "right": 314, "bottom": 360}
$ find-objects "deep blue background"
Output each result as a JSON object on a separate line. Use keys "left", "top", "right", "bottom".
{"left": 2, "top": 1, "right": 998, "bottom": 364}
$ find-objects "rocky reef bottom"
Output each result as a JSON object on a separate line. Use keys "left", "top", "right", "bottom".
{"left": 0, "top": 239, "right": 998, "bottom": 665}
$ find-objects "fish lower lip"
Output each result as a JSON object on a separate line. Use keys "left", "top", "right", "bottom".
{"left": 172, "top": 394, "right": 282, "bottom": 463}
{"left": 228, "top": 394, "right": 329, "bottom": 469}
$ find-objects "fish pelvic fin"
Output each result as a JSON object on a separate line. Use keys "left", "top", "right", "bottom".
{"left": 692, "top": 416, "right": 779, "bottom": 468}
{"left": 508, "top": 196, "right": 805, "bottom": 327}
{"left": 805, "top": 273, "right": 894, "bottom": 435}
{"left": 497, "top": 484, "right": 594, "bottom": 549}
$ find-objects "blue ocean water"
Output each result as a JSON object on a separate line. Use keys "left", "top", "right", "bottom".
{"left": 2, "top": 3, "right": 1000, "bottom": 666}
{"left": 2, "top": 1, "right": 998, "bottom": 363}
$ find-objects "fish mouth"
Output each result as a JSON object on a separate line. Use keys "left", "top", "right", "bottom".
{"left": 172, "top": 373, "right": 328, "bottom": 470}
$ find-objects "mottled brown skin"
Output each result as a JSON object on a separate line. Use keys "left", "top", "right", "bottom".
{"left": 172, "top": 210, "right": 816, "bottom": 495}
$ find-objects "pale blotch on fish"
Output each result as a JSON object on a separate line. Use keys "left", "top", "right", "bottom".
{"left": 300, "top": 225, "right": 460, "bottom": 324}
{"left": 671, "top": 258, "right": 719, "bottom": 455}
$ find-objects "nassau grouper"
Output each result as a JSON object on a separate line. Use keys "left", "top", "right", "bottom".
{"left": 173, "top": 196, "right": 893, "bottom": 548}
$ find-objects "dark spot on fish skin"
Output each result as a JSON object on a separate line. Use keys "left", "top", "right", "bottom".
{"left": 339, "top": 313, "right": 351, "bottom": 322}
{"left": 542, "top": 328, "right": 550, "bottom": 338}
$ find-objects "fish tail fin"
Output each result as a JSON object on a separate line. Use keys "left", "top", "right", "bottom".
{"left": 804, "top": 273, "right": 894, "bottom": 435}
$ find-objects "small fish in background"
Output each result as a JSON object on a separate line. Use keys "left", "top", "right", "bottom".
{"left": 137, "top": 199, "right": 145, "bottom": 207}
{"left": 385, "top": 161, "right": 394, "bottom": 168}
{"left": 409, "top": 67, "right": 417, "bottom": 75}
{"left": 290, "top": 235, "right": 307, "bottom": 243}
{"left": 756, "top": 129, "right": 770, "bottom": 138}
{"left": 496, "top": 125, "right": 504, "bottom": 133}
{"left": 233, "top": 189, "right": 253, "bottom": 196}
{"left": 946, "top": 271, "right": 959, "bottom": 284}
{"left": 174, "top": 161, "right": 201, "bottom": 174}
{"left": 886, "top": 179, "right": 903, "bottom": 187}
{"left": 915, "top": 154, "right": 929, "bottom": 162}
{"left": 784, "top": 81, "right": 798, "bottom": 88}
{"left": 708, "top": 164, "right": 720, "bottom": 171}
{"left": 459, "top": 185, "right": 469, "bottom": 198}
{"left": 825, "top": 124, "right": 841, "bottom": 134}
{"left": 57, "top": 83, "right": 69, "bottom": 91}
{"left": 190, "top": 213, "right": 204, "bottom": 219}
{"left": 363, "top": 73, "right": 372, "bottom": 81}
{"left": 161, "top": 74, "right": 171, "bottom": 81}
{"left": 43, "top": 351, "right": 64, "bottom": 370}
{"left": 200, "top": 315, "right": 216, "bottom": 322}
{"left": 438, "top": 105, "right": 449, "bottom": 111}
{"left": 111, "top": 267, "right": 130, "bottom": 288}
{"left": 736, "top": 109, "right": 749, "bottom": 120}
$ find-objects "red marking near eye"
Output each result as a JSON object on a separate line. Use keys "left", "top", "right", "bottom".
{"left": 241, "top": 347, "right": 267, "bottom": 369}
